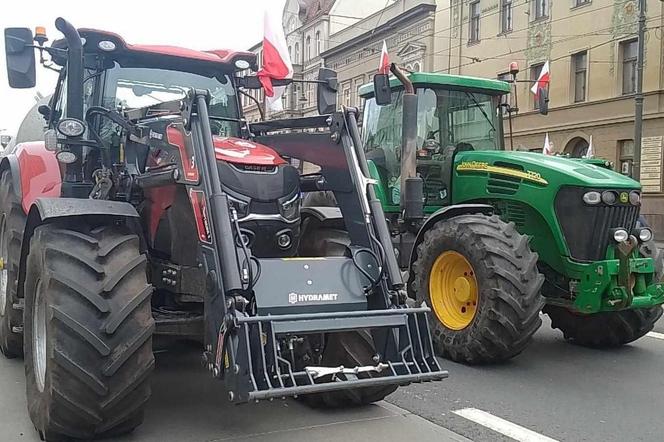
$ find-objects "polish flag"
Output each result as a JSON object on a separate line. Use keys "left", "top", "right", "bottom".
{"left": 531, "top": 60, "right": 550, "bottom": 96}
{"left": 543, "top": 132, "right": 553, "bottom": 155}
{"left": 257, "top": 11, "right": 293, "bottom": 112}
{"left": 378, "top": 41, "right": 390, "bottom": 74}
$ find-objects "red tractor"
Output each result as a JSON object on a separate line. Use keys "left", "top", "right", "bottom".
{"left": 1, "top": 18, "right": 446, "bottom": 441}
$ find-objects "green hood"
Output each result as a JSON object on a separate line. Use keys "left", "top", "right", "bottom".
{"left": 456, "top": 151, "right": 640, "bottom": 190}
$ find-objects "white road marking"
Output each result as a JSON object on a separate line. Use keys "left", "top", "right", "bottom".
{"left": 646, "top": 331, "right": 664, "bottom": 340}
{"left": 453, "top": 408, "right": 559, "bottom": 442}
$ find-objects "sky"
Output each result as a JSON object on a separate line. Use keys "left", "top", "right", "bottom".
{"left": 0, "top": 0, "right": 286, "bottom": 137}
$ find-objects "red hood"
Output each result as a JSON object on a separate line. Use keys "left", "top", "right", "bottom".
{"left": 213, "top": 137, "right": 286, "bottom": 166}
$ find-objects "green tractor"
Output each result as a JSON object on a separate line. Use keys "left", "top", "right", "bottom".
{"left": 306, "top": 65, "right": 664, "bottom": 364}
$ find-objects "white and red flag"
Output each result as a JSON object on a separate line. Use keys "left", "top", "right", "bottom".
{"left": 543, "top": 132, "right": 553, "bottom": 155}
{"left": 378, "top": 40, "right": 390, "bottom": 74}
{"left": 257, "top": 10, "right": 293, "bottom": 112}
{"left": 530, "top": 60, "right": 550, "bottom": 97}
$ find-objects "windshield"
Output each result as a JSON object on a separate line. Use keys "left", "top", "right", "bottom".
{"left": 362, "top": 87, "right": 502, "bottom": 206}
{"left": 102, "top": 63, "right": 240, "bottom": 137}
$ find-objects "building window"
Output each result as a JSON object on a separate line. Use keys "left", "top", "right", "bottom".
{"left": 572, "top": 51, "right": 587, "bottom": 102}
{"left": 294, "top": 42, "right": 300, "bottom": 63}
{"left": 619, "top": 139, "right": 634, "bottom": 176}
{"left": 316, "top": 31, "right": 321, "bottom": 56}
{"left": 531, "top": 63, "right": 545, "bottom": 109}
{"left": 573, "top": 0, "right": 591, "bottom": 7}
{"left": 534, "top": 0, "right": 549, "bottom": 20}
{"left": 621, "top": 39, "right": 638, "bottom": 94}
{"left": 306, "top": 36, "right": 311, "bottom": 60}
{"left": 500, "top": 0, "right": 513, "bottom": 33}
{"left": 288, "top": 45, "right": 292, "bottom": 60}
{"left": 412, "top": 61, "right": 421, "bottom": 72}
{"left": 353, "top": 77, "right": 364, "bottom": 107}
{"left": 307, "top": 83, "right": 313, "bottom": 106}
{"left": 469, "top": 1, "right": 480, "bottom": 43}
{"left": 343, "top": 87, "right": 351, "bottom": 107}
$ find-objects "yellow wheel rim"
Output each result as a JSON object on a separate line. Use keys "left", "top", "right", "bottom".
{"left": 429, "top": 251, "right": 479, "bottom": 330}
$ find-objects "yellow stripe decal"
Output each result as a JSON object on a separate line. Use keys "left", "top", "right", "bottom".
{"left": 456, "top": 161, "right": 548, "bottom": 186}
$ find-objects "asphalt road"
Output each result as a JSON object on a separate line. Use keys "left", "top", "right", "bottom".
{"left": 0, "top": 342, "right": 465, "bottom": 442}
{"left": 387, "top": 315, "right": 664, "bottom": 442}
{"left": 2, "top": 317, "right": 662, "bottom": 441}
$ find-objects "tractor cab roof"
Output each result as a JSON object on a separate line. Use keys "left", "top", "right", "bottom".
{"left": 359, "top": 72, "right": 511, "bottom": 98}
{"left": 52, "top": 28, "right": 257, "bottom": 74}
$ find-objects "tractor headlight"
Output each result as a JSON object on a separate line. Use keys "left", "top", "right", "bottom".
{"left": 280, "top": 193, "right": 300, "bottom": 220}
{"left": 602, "top": 191, "right": 617, "bottom": 205}
{"left": 56, "top": 118, "right": 86, "bottom": 137}
{"left": 583, "top": 191, "right": 601, "bottom": 205}
{"left": 612, "top": 228, "right": 629, "bottom": 243}
{"left": 638, "top": 228, "right": 653, "bottom": 243}
{"left": 629, "top": 191, "right": 641, "bottom": 206}
{"left": 56, "top": 150, "right": 77, "bottom": 164}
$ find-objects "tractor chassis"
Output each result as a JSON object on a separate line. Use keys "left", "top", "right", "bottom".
{"left": 167, "top": 92, "right": 448, "bottom": 402}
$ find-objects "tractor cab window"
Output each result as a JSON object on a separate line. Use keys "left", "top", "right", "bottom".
{"left": 49, "top": 68, "right": 98, "bottom": 128}
{"left": 363, "top": 87, "right": 501, "bottom": 206}
{"left": 101, "top": 63, "right": 240, "bottom": 143}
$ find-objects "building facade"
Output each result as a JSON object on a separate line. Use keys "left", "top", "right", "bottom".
{"left": 242, "top": 0, "right": 387, "bottom": 122}
{"left": 321, "top": 0, "right": 437, "bottom": 110}
{"left": 434, "top": 0, "right": 664, "bottom": 232}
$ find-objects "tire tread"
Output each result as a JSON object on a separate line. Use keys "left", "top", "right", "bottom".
{"left": 412, "top": 214, "right": 544, "bottom": 364}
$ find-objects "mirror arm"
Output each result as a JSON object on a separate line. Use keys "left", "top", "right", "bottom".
{"left": 238, "top": 76, "right": 338, "bottom": 92}
{"left": 23, "top": 45, "right": 67, "bottom": 56}
{"left": 389, "top": 63, "right": 414, "bottom": 94}
{"left": 238, "top": 89, "right": 265, "bottom": 121}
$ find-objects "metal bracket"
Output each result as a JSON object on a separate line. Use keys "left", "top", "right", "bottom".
{"left": 617, "top": 235, "right": 639, "bottom": 304}
{"left": 305, "top": 363, "right": 389, "bottom": 380}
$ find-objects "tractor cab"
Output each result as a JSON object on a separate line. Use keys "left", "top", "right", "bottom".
{"left": 360, "top": 72, "right": 509, "bottom": 210}
{"left": 32, "top": 27, "right": 252, "bottom": 177}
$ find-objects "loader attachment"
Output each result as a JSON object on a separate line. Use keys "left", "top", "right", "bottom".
{"left": 173, "top": 90, "right": 447, "bottom": 404}
{"left": 227, "top": 306, "right": 447, "bottom": 402}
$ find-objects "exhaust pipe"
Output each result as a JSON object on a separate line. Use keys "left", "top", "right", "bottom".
{"left": 390, "top": 64, "right": 423, "bottom": 219}
{"left": 54, "top": 18, "right": 84, "bottom": 121}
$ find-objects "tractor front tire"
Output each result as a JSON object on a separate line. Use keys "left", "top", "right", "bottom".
{"left": 303, "top": 331, "right": 397, "bottom": 408}
{"left": 412, "top": 214, "right": 544, "bottom": 364}
{"left": 24, "top": 223, "right": 154, "bottom": 441}
{"left": 0, "top": 169, "right": 26, "bottom": 358}
{"left": 544, "top": 305, "right": 663, "bottom": 347}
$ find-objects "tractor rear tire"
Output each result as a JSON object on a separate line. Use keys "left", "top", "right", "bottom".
{"left": 302, "top": 331, "right": 397, "bottom": 408}
{"left": 298, "top": 223, "right": 395, "bottom": 407}
{"left": 544, "top": 305, "right": 663, "bottom": 347}
{"left": 0, "top": 170, "right": 26, "bottom": 358}
{"left": 24, "top": 223, "right": 154, "bottom": 441}
{"left": 412, "top": 214, "right": 545, "bottom": 364}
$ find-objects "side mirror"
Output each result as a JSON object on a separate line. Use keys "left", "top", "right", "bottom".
{"left": 316, "top": 67, "right": 338, "bottom": 115}
{"left": 0, "top": 135, "right": 11, "bottom": 148}
{"left": 373, "top": 73, "right": 392, "bottom": 106}
{"left": 538, "top": 88, "right": 549, "bottom": 115}
{"left": 4, "top": 27, "right": 36, "bottom": 88}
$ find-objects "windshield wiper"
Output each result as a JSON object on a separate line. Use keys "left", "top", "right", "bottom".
{"left": 465, "top": 92, "right": 495, "bottom": 132}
